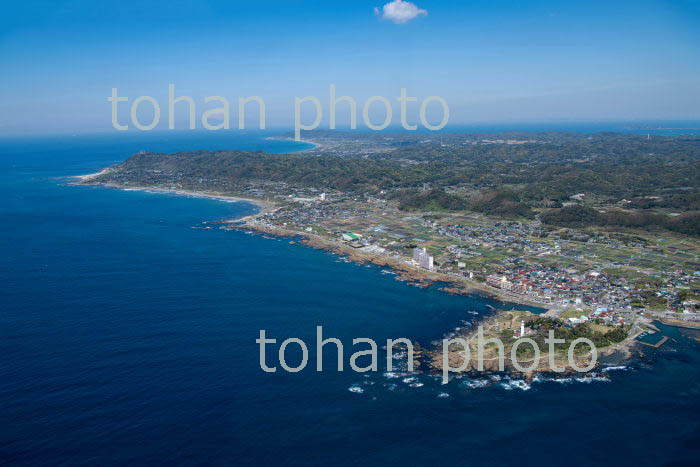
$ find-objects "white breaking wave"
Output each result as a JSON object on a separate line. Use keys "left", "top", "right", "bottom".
{"left": 601, "top": 365, "right": 628, "bottom": 373}
{"left": 461, "top": 378, "right": 490, "bottom": 389}
{"left": 501, "top": 379, "right": 531, "bottom": 391}
{"left": 575, "top": 373, "right": 610, "bottom": 384}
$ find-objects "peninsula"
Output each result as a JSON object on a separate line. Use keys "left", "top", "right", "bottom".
{"left": 74, "top": 131, "right": 700, "bottom": 372}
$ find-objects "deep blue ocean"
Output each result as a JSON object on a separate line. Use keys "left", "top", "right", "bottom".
{"left": 1, "top": 130, "right": 700, "bottom": 466}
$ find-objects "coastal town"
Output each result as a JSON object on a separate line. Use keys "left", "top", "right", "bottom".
{"left": 226, "top": 186, "right": 700, "bottom": 339}
{"left": 74, "top": 131, "right": 700, "bottom": 366}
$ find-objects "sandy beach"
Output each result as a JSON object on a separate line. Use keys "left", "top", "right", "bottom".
{"left": 264, "top": 136, "right": 321, "bottom": 152}
{"left": 74, "top": 168, "right": 112, "bottom": 182}
{"left": 71, "top": 174, "right": 276, "bottom": 214}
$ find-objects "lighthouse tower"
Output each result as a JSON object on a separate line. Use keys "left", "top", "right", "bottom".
{"left": 520, "top": 320, "right": 525, "bottom": 337}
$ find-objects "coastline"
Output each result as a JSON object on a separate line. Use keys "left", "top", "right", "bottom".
{"left": 68, "top": 178, "right": 643, "bottom": 378}
{"left": 73, "top": 176, "right": 548, "bottom": 311}
{"left": 71, "top": 134, "right": 318, "bottom": 214}
{"left": 658, "top": 318, "right": 700, "bottom": 330}
{"left": 424, "top": 308, "right": 632, "bottom": 380}
{"left": 228, "top": 214, "right": 552, "bottom": 311}
{"left": 264, "top": 136, "right": 321, "bottom": 152}
{"left": 225, "top": 214, "right": 644, "bottom": 376}
{"left": 74, "top": 168, "right": 112, "bottom": 182}
{"left": 71, "top": 176, "right": 277, "bottom": 215}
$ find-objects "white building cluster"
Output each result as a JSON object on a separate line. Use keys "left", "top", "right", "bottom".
{"left": 413, "top": 247, "right": 434, "bottom": 271}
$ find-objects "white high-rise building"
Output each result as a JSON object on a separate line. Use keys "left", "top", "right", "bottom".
{"left": 421, "top": 254, "right": 433, "bottom": 271}
{"left": 413, "top": 247, "right": 434, "bottom": 271}
{"left": 413, "top": 247, "right": 423, "bottom": 262}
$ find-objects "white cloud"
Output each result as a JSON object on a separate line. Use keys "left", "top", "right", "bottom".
{"left": 375, "top": 0, "right": 427, "bottom": 24}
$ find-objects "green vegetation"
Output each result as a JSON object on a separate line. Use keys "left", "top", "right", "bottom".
{"left": 391, "top": 188, "right": 534, "bottom": 218}
{"left": 90, "top": 132, "right": 700, "bottom": 236}
{"left": 541, "top": 205, "right": 700, "bottom": 237}
{"left": 560, "top": 308, "right": 585, "bottom": 319}
{"left": 394, "top": 188, "right": 467, "bottom": 212}
{"left": 526, "top": 317, "right": 628, "bottom": 350}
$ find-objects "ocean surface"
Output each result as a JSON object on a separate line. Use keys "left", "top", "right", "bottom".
{"left": 1, "top": 130, "right": 700, "bottom": 466}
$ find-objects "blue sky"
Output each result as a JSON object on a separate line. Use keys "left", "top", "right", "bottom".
{"left": 1, "top": 0, "right": 699, "bottom": 134}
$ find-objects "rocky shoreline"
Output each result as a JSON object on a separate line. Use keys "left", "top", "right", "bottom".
{"left": 425, "top": 309, "right": 639, "bottom": 382}
{"left": 73, "top": 180, "right": 642, "bottom": 380}
{"left": 224, "top": 217, "right": 642, "bottom": 379}
{"left": 226, "top": 217, "right": 551, "bottom": 310}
